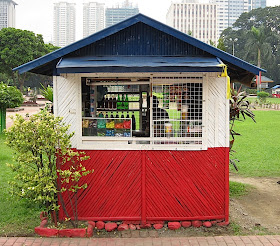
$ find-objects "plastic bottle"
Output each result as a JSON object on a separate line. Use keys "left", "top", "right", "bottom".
{"left": 124, "top": 94, "right": 129, "bottom": 110}
{"left": 108, "top": 95, "right": 113, "bottom": 109}
{"left": 113, "top": 95, "right": 117, "bottom": 108}
{"left": 126, "top": 113, "right": 130, "bottom": 118}
{"left": 117, "top": 94, "right": 121, "bottom": 109}
{"left": 110, "top": 112, "right": 114, "bottom": 118}
{"left": 122, "top": 94, "right": 125, "bottom": 110}
{"left": 104, "top": 95, "right": 109, "bottom": 109}
{"left": 121, "top": 112, "right": 124, "bottom": 118}
{"left": 105, "top": 112, "right": 108, "bottom": 118}
{"left": 132, "top": 111, "right": 136, "bottom": 130}
{"left": 116, "top": 113, "right": 119, "bottom": 118}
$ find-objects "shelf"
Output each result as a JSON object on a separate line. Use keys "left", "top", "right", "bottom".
{"left": 97, "top": 108, "right": 140, "bottom": 112}
{"left": 106, "top": 92, "right": 140, "bottom": 94}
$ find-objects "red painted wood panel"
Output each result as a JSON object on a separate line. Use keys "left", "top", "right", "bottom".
{"left": 58, "top": 148, "right": 229, "bottom": 222}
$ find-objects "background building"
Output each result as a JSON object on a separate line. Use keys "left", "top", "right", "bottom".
{"left": 105, "top": 0, "right": 139, "bottom": 28}
{"left": 53, "top": 2, "right": 76, "bottom": 47}
{"left": 83, "top": 2, "right": 105, "bottom": 38}
{"left": 214, "top": 0, "right": 266, "bottom": 36}
{"left": 166, "top": 0, "right": 217, "bottom": 44}
{"left": 0, "top": 0, "right": 17, "bottom": 30}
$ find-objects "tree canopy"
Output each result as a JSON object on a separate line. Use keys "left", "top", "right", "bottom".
{"left": 220, "top": 6, "right": 280, "bottom": 86}
{"left": 0, "top": 28, "right": 59, "bottom": 91}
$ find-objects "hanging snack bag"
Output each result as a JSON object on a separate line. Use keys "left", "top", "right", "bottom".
{"left": 106, "top": 119, "right": 115, "bottom": 129}
{"left": 115, "top": 119, "right": 124, "bottom": 129}
{"left": 97, "top": 118, "right": 106, "bottom": 128}
{"left": 123, "top": 119, "right": 131, "bottom": 129}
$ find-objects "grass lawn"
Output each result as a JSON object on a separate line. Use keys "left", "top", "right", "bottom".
{"left": 230, "top": 110, "right": 280, "bottom": 177}
{"left": 0, "top": 133, "right": 41, "bottom": 236}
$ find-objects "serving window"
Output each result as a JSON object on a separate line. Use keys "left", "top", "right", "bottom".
{"left": 81, "top": 76, "right": 205, "bottom": 149}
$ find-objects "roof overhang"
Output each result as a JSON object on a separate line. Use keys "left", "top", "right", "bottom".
{"left": 55, "top": 56, "right": 223, "bottom": 74}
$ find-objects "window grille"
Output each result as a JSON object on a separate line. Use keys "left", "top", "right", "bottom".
{"left": 152, "top": 80, "right": 203, "bottom": 145}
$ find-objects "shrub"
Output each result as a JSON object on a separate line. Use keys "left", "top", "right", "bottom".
{"left": 5, "top": 110, "right": 92, "bottom": 227}
{"left": 257, "top": 91, "right": 270, "bottom": 103}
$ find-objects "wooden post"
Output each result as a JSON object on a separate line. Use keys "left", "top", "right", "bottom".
{"left": 0, "top": 107, "right": 6, "bottom": 133}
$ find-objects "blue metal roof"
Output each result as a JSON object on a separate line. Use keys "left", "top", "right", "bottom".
{"left": 13, "top": 13, "right": 265, "bottom": 84}
{"left": 272, "top": 85, "right": 280, "bottom": 89}
{"left": 56, "top": 56, "right": 223, "bottom": 74}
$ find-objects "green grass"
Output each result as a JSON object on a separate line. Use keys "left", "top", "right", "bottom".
{"left": 0, "top": 133, "right": 42, "bottom": 236}
{"left": 231, "top": 111, "right": 280, "bottom": 177}
{"left": 229, "top": 181, "right": 250, "bottom": 197}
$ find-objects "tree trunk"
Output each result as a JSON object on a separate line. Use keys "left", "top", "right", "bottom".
{"left": 257, "top": 48, "right": 261, "bottom": 93}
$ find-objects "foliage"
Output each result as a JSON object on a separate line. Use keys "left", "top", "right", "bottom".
{"left": 5, "top": 110, "right": 92, "bottom": 227}
{"left": 257, "top": 91, "right": 270, "bottom": 103}
{"left": 0, "top": 82, "right": 24, "bottom": 109}
{"left": 229, "top": 87, "right": 255, "bottom": 171}
{"left": 57, "top": 152, "right": 91, "bottom": 228}
{"left": 217, "top": 37, "right": 226, "bottom": 51}
{"left": 40, "top": 83, "right": 53, "bottom": 102}
{"left": 220, "top": 6, "right": 280, "bottom": 86}
{"left": 0, "top": 28, "right": 59, "bottom": 91}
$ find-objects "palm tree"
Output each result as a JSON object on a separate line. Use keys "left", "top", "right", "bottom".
{"left": 244, "top": 26, "right": 274, "bottom": 92}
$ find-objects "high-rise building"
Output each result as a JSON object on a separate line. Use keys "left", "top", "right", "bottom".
{"left": 214, "top": 0, "right": 266, "bottom": 36}
{"left": 53, "top": 2, "right": 76, "bottom": 47}
{"left": 0, "top": 0, "right": 17, "bottom": 30}
{"left": 105, "top": 0, "right": 139, "bottom": 28}
{"left": 166, "top": 0, "right": 217, "bottom": 44}
{"left": 83, "top": 2, "right": 105, "bottom": 38}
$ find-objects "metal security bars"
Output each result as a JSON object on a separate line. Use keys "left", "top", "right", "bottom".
{"left": 152, "top": 78, "right": 203, "bottom": 145}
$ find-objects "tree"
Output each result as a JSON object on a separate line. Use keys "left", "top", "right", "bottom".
{"left": 5, "top": 110, "right": 92, "bottom": 227}
{"left": 0, "top": 28, "right": 59, "bottom": 92}
{"left": 220, "top": 6, "right": 280, "bottom": 86}
{"left": 244, "top": 26, "right": 274, "bottom": 92}
{"left": 0, "top": 82, "right": 24, "bottom": 132}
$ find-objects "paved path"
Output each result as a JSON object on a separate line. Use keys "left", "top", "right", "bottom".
{"left": 1, "top": 236, "right": 280, "bottom": 246}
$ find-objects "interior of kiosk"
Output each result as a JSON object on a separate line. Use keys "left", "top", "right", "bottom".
{"left": 82, "top": 77, "right": 203, "bottom": 145}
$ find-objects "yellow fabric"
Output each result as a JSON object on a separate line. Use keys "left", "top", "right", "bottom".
{"left": 218, "top": 63, "right": 231, "bottom": 99}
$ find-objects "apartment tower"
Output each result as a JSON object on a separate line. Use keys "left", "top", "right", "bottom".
{"left": 166, "top": 0, "right": 217, "bottom": 44}
{"left": 105, "top": 0, "right": 139, "bottom": 28}
{"left": 83, "top": 2, "right": 105, "bottom": 38}
{"left": 0, "top": 0, "right": 17, "bottom": 30}
{"left": 53, "top": 2, "right": 76, "bottom": 47}
{"left": 214, "top": 0, "right": 267, "bottom": 36}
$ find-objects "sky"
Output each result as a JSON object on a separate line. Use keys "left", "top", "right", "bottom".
{"left": 15, "top": 0, "right": 280, "bottom": 43}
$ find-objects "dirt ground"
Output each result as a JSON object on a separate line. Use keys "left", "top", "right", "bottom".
{"left": 229, "top": 174, "right": 280, "bottom": 234}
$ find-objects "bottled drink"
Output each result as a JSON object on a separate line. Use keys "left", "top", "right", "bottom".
{"left": 116, "top": 113, "right": 119, "bottom": 118}
{"left": 104, "top": 95, "right": 109, "bottom": 108}
{"left": 122, "top": 94, "right": 125, "bottom": 110}
{"left": 105, "top": 112, "right": 108, "bottom": 118}
{"left": 124, "top": 94, "right": 129, "bottom": 110}
{"left": 126, "top": 113, "right": 130, "bottom": 118}
{"left": 121, "top": 112, "right": 124, "bottom": 118}
{"left": 117, "top": 94, "right": 121, "bottom": 109}
{"left": 113, "top": 95, "right": 117, "bottom": 108}
{"left": 132, "top": 111, "right": 136, "bottom": 130}
{"left": 98, "top": 112, "right": 104, "bottom": 118}
{"left": 108, "top": 95, "right": 113, "bottom": 109}
{"left": 110, "top": 112, "right": 114, "bottom": 118}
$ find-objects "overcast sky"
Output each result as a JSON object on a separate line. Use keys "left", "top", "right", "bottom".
{"left": 15, "top": 0, "right": 280, "bottom": 43}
